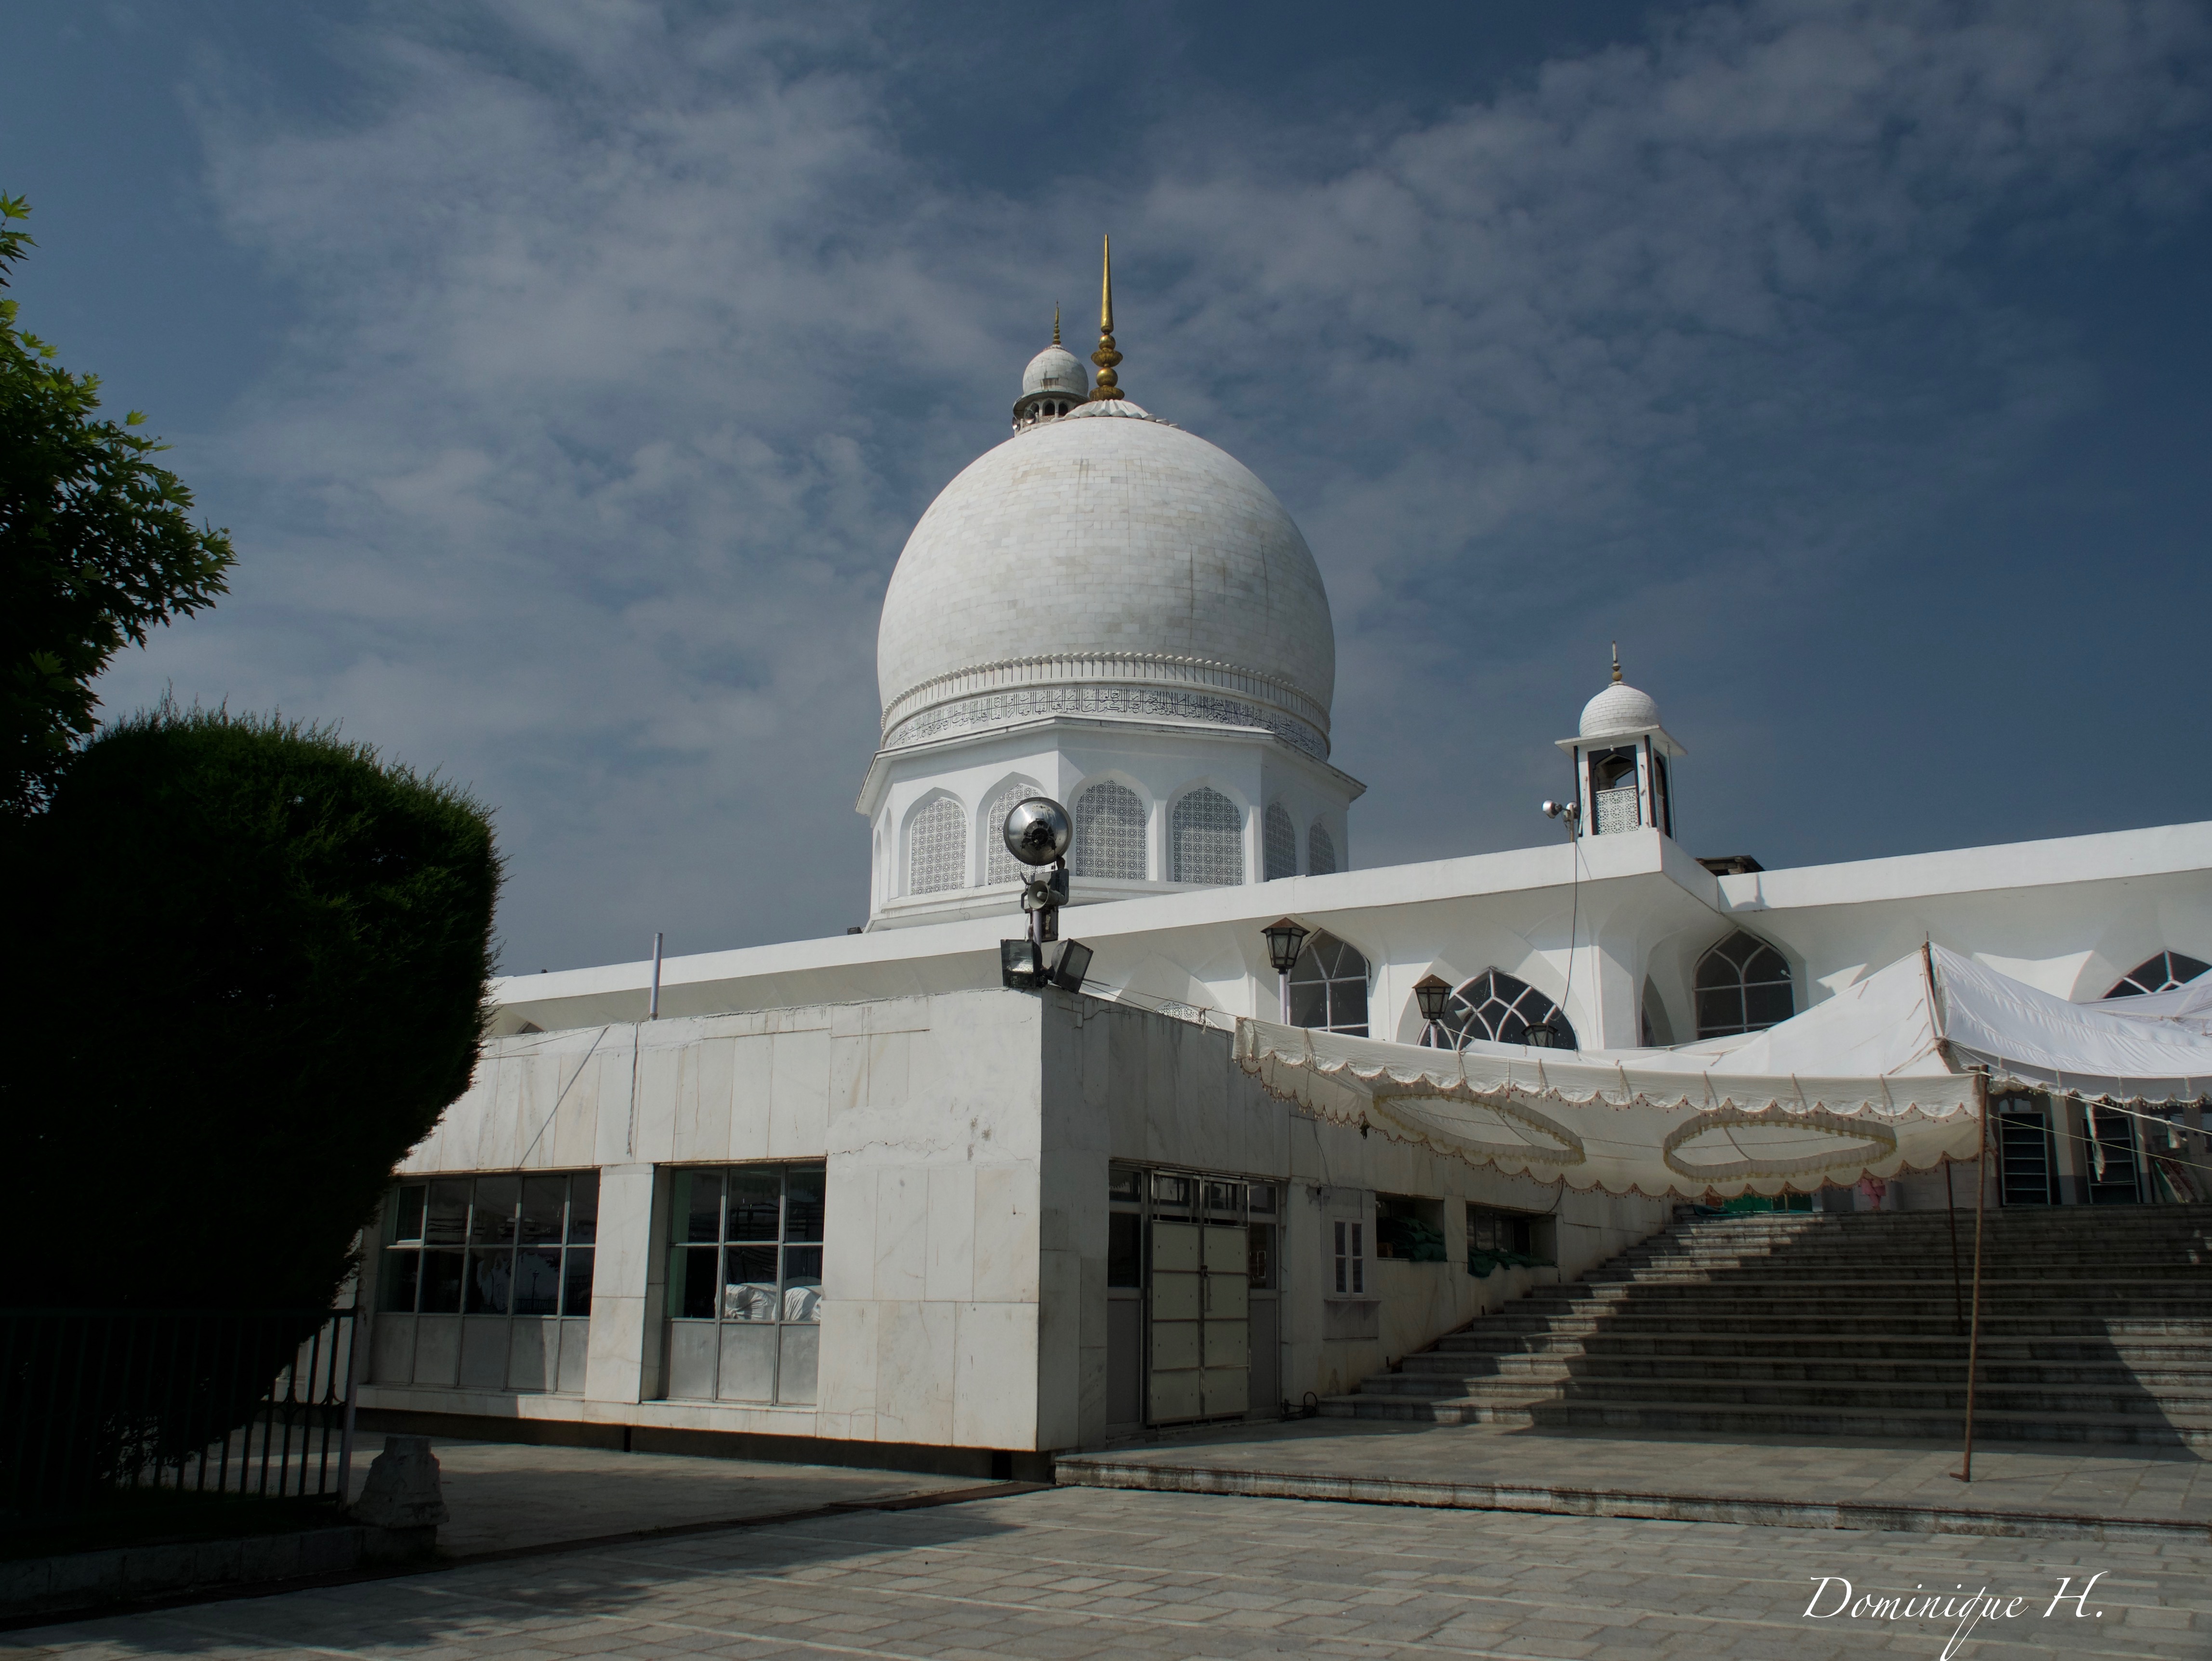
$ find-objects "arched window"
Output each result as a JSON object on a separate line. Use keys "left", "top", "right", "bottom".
{"left": 2106, "top": 950, "right": 2211, "bottom": 997}
{"left": 1171, "top": 789, "right": 1243, "bottom": 885}
{"left": 1695, "top": 932, "right": 1794, "bottom": 1038}
{"left": 1308, "top": 822, "right": 1338, "bottom": 876}
{"left": 1289, "top": 931, "right": 1368, "bottom": 1034}
{"left": 1264, "top": 803, "right": 1296, "bottom": 882}
{"left": 906, "top": 797, "right": 964, "bottom": 896}
{"left": 981, "top": 779, "right": 1042, "bottom": 885}
{"left": 1422, "top": 969, "right": 1576, "bottom": 1050}
{"left": 1072, "top": 781, "right": 1146, "bottom": 880}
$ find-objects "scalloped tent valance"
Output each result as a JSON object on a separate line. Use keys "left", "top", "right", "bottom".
{"left": 1233, "top": 945, "right": 2212, "bottom": 1199}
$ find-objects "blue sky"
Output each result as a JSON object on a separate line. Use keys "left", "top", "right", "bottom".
{"left": 9, "top": 0, "right": 2210, "bottom": 973}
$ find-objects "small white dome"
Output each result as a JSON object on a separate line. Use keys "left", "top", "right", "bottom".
{"left": 1022, "top": 343, "right": 1089, "bottom": 399}
{"left": 1580, "top": 680, "right": 1661, "bottom": 739}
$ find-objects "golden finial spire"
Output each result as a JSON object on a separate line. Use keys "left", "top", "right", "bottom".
{"left": 1087, "top": 234, "right": 1122, "bottom": 401}
{"left": 1611, "top": 642, "right": 1622, "bottom": 684}
{"left": 1052, "top": 303, "right": 1061, "bottom": 346}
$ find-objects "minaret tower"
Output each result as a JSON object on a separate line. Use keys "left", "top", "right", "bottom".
{"left": 1555, "top": 646, "right": 1685, "bottom": 840}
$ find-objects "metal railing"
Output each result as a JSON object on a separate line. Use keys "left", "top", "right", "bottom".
{"left": 0, "top": 1308, "right": 359, "bottom": 1516}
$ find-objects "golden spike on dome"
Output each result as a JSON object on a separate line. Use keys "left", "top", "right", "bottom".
{"left": 1611, "top": 642, "right": 1622, "bottom": 684}
{"left": 1052, "top": 303, "right": 1061, "bottom": 346}
{"left": 1088, "top": 234, "right": 1123, "bottom": 401}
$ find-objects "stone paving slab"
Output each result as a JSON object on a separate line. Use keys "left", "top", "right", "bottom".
{"left": 7, "top": 1485, "right": 2206, "bottom": 1658}
{"left": 1057, "top": 1420, "right": 2212, "bottom": 1542}
{"left": 353, "top": 1439, "right": 989, "bottom": 1557}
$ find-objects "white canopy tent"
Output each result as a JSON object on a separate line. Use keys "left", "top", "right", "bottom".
{"left": 1233, "top": 945, "right": 2212, "bottom": 1200}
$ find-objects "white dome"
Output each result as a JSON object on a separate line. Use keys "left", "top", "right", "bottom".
{"left": 1021, "top": 343, "right": 1089, "bottom": 399}
{"left": 877, "top": 406, "right": 1336, "bottom": 758}
{"left": 1580, "top": 680, "right": 1662, "bottom": 739}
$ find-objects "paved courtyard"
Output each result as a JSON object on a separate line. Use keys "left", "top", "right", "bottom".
{"left": 10, "top": 1483, "right": 2208, "bottom": 1659}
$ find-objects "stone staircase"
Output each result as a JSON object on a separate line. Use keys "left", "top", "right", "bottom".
{"left": 1324, "top": 1205, "right": 2212, "bottom": 1447}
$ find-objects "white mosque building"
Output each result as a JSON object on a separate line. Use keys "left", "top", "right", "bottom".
{"left": 355, "top": 253, "right": 2212, "bottom": 1469}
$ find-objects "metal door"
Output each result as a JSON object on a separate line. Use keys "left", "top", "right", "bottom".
{"left": 1147, "top": 1220, "right": 1250, "bottom": 1423}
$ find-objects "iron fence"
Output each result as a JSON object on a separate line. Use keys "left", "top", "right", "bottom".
{"left": 0, "top": 1308, "right": 359, "bottom": 1516}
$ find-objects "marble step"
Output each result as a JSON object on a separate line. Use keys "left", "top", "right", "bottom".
{"left": 1318, "top": 1396, "right": 2212, "bottom": 1446}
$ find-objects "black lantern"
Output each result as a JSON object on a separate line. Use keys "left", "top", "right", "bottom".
{"left": 1412, "top": 974, "right": 1452, "bottom": 1024}
{"left": 1262, "top": 918, "right": 1310, "bottom": 976}
{"left": 1523, "top": 1020, "right": 1558, "bottom": 1049}
{"left": 1261, "top": 917, "right": 1310, "bottom": 1026}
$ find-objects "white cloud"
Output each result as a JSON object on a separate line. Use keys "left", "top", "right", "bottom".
{"left": 96, "top": 0, "right": 2212, "bottom": 967}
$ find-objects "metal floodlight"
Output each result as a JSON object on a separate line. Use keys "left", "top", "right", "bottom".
{"left": 1412, "top": 974, "right": 1453, "bottom": 1024}
{"left": 1001, "top": 938, "right": 1042, "bottom": 989}
{"left": 1002, "top": 797, "right": 1073, "bottom": 867}
{"left": 1047, "top": 938, "right": 1094, "bottom": 993}
{"left": 1261, "top": 917, "right": 1310, "bottom": 977}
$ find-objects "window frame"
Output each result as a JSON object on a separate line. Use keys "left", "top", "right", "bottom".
{"left": 661, "top": 1161, "right": 826, "bottom": 1406}
{"left": 379, "top": 1171, "right": 598, "bottom": 1322}
{"left": 1694, "top": 931, "right": 1796, "bottom": 1039}
{"left": 1422, "top": 968, "right": 1578, "bottom": 1051}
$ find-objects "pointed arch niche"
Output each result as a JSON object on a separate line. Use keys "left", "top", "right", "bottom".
{"left": 1694, "top": 931, "right": 1794, "bottom": 1038}
{"left": 1071, "top": 780, "right": 1146, "bottom": 880}
{"left": 981, "top": 777, "right": 1043, "bottom": 885}
{"left": 2105, "top": 950, "right": 2210, "bottom": 997}
{"left": 1420, "top": 969, "right": 1577, "bottom": 1051}
{"left": 1289, "top": 931, "right": 1369, "bottom": 1034}
{"left": 906, "top": 795, "right": 964, "bottom": 896}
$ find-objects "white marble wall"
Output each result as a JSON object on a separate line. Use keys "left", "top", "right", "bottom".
{"left": 366, "top": 987, "right": 1668, "bottom": 1452}
{"left": 371, "top": 991, "right": 1054, "bottom": 1450}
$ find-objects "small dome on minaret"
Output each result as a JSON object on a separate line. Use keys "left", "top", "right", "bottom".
{"left": 1013, "top": 307, "right": 1090, "bottom": 428}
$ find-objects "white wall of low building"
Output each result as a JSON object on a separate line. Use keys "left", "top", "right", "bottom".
{"left": 360, "top": 988, "right": 1670, "bottom": 1453}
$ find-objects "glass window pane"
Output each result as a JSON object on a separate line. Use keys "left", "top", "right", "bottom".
{"left": 1696, "top": 988, "right": 1743, "bottom": 1034}
{"left": 1247, "top": 1223, "right": 1276, "bottom": 1289}
{"left": 378, "top": 1248, "right": 420, "bottom": 1312}
{"left": 513, "top": 1248, "right": 562, "bottom": 1316}
{"left": 1289, "top": 980, "right": 1330, "bottom": 1028}
{"left": 726, "top": 1168, "right": 782, "bottom": 1240}
{"left": 1107, "top": 1165, "right": 1142, "bottom": 1204}
{"left": 519, "top": 1177, "right": 566, "bottom": 1245}
{"left": 1205, "top": 1179, "right": 1244, "bottom": 1217}
{"left": 1151, "top": 1173, "right": 1192, "bottom": 1214}
{"left": 1249, "top": 1183, "right": 1277, "bottom": 1215}
{"left": 466, "top": 1246, "right": 513, "bottom": 1314}
{"left": 673, "top": 1243, "right": 718, "bottom": 1319}
{"left": 681, "top": 1170, "right": 724, "bottom": 1244}
{"left": 1744, "top": 981, "right": 1796, "bottom": 1028}
{"left": 419, "top": 1248, "right": 464, "bottom": 1313}
{"left": 724, "top": 1244, "right": 780, "bottom": 1320}
{"left": 562, "top": 1248, "right": 594, "bottom": 1317}
{"left": 424, "top": 1181, "right": 471, "bottom": 1244}
{"left": 1107, "top": 1213, "right": 1142, "bottom": 1286}
{"left": 782, "top": 1244, "right": 823, "bottom": 1322}
{"left": 1334, "top": 979, "right": 1369, "bottom": 1032}
{"left": 471, "top": 1176, "right": 520, "bottom": 1244}
{"left": 568, "top": 1172, "right": 599, "bottom": 1244}
{"left": 783, "top": 1166, "right": 826, "bottom": 1243}
{"left": 388, "top": 1185, "right": 426, "bottom": 1244}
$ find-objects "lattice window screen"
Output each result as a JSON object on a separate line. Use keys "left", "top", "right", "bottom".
{"left": 1308, "top": 823, "right": 1338, "bottom": 876}
{"left": 1072, "top": 782, "right": 1146, "bottom": 880}
{"left": 982, "top": 781, "right": 1040, "bottom": 885}
{"left": 1172, "top": 789, "right": 1244, "bottom": 886}
{"left": 907, "top": 797, "right": 965, "bottom": 895}
{"left": 1264, "top": 804, "right": 1296, "bottom": 882}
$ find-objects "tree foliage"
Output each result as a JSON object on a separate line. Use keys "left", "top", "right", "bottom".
{"left": 3, "top": 705, "right": 501, "bottom": 1312}
{"left": 1, "top": 196, "right": 237, "bottom": 818}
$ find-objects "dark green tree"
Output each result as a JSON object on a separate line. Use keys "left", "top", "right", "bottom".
{"left": 5, "top": 704, "right": 502, "bottom": 1314}
{"left": 1, "top": 195, "right": 236, "bottom": 819}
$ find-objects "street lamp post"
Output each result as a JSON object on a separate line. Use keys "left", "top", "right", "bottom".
{"left": 1261, "top": 917, "right": 1310, "bottom": 1025}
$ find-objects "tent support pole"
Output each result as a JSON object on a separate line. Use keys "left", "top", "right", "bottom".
{"left": 1944, "top": 1160, "right": 1962, "bottom": 1336}
{"left": 1954, "top": 1068, "right": 1990, "bottom": 1483}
